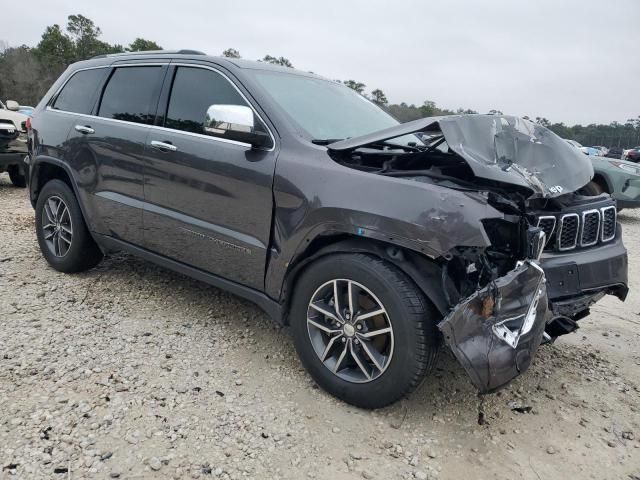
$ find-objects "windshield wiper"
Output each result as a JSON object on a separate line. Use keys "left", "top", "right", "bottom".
{"left": 311, "top": 138, "right": 344, "bottom": 145}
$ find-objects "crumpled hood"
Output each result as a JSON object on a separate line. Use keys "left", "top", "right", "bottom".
{"left": 328, "top": 114, "right": 593, "bottom": 199}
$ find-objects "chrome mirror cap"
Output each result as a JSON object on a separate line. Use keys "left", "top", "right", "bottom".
{"left": 205, "top": 104, "right": 254, "bottom": 135}
{"left": 204, "top": 104, "right": 271, "bottom": 148}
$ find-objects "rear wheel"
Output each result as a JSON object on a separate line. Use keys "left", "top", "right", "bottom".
{"left": 35, "top": 179, "right": 103, "bottom": 272}
{"left": 8, "top": 165, "right": 26, "bottom": 187}
{"left": 291, "top": 253, "right": 439, "bottom": 408}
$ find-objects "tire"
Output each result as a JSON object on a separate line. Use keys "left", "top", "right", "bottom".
{"left": 579, "top": 180, "right": 605, "bottom": 196}
{"left": 35, "top": 179, "right": 103, "bottom": 273}
{"left": 291, "top": 253, "right": 439, "bottom": 408}
{"left": 8, "top": 165, "right": 26, "bottom": 188}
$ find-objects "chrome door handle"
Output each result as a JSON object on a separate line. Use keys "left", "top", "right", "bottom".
{"left": 150, "top": 140, "right": 177, "bottom": 152}
{"left": 74, "top": 125, "right": 94, "bottom": 134}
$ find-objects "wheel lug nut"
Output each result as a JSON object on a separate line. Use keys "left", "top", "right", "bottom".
{"left": 341, "top": 338, "right": 346, "bottom": 343}
{"left": 356, "top": 324, "right": 362, "bottom": 330}
{"left": 354, "top": 339, "right": 360, "bottom": 344}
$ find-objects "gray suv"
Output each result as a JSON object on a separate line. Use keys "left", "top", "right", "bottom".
{"left": 26, "top": 50, "right": 628, "bottom": 408}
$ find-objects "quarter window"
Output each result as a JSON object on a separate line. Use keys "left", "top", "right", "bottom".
{"left": 98, "top": 67, "right": 162, "bottom": 124}
{"left": 165, "top": 67, "right": 262, "bottom": 135}
{"left": 52, "top": 68, "right": 106, "bottom": 114}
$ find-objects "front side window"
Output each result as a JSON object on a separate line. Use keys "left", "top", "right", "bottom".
{"left": 52, "top": 68, "right": 106, "bottom": 114}
{"left": 98, "top": 66, "right": 162, "bottom": 124}
{"left": 165, "top": 67, "right": 265, "bottom": 136}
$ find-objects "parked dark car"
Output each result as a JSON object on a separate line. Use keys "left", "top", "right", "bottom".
{"left": 605, "top": 147, "right": 624, "bottom": 159}
{"left": 25, "top": 51, "right": 628, "bottom": 408}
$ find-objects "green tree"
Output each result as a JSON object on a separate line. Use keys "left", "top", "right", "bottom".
{"left": 343, "top": 80, "right": 366, "bottom": 94}
{"left": 128, "top": 38, "right": 161, "bottom": 52}
{"left": 488, "top": 109, "right": 503, "bottom": 115}
{"left": 34, "top": 24, "right": 75, "bottom": 65}
{"left": 222, "top": 48, "right": 241, "bottom": 58}
{"left": 261, "top": 55, "right": 293, "bottom": 67}
{"left": 66, "top": 14, "right": 103, "bottom": 59}
{"left": 370, "top": 89, "right": 388, "bottom": 105}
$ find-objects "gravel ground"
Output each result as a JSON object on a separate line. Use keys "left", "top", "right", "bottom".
{"left": 0, "top": 172, "right": 639, "bottom": 480}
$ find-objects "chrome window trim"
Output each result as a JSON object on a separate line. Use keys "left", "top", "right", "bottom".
{"left": 579, "top": 209, "right": 600, "bottom": 247}
{"left": 48, "top": 63, "right": 168, "bottom": 109}
{"left": 557, "top": 213, "right": 579, "bottom": 251}
{"left": 45, "top": 107, "right": 253, "bottom": 149}
{"left": 600, "top": 205, "right": 617, "bottom": 242}
{"left": 536, "top": 215, "right": 556, "bottom": 246}
{"left": 46, "top": 61, "right": 276, "bottom": 151}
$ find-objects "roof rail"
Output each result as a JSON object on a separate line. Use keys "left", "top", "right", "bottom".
{"left": 91, "top": 49, "right": 206, "bottom": 59}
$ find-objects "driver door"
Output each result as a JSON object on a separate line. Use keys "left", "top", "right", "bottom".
{"left": 142, "top": 64, "right": 277, "bottom": 290}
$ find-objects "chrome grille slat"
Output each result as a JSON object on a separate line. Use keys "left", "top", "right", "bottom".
{"left": 557, "top": 213, "right": 579, "bottom": 251}
{"left": 601, "top": 206, "right": 616, "bottom": 242}
{"left": 537, "top": 204, "right": 617, "bottom": 252}
{"left": 536, "top": 216, "right": 556, "bottom": 247}
{"left": 580, "top": 209, "right": 600, "bottom": 247}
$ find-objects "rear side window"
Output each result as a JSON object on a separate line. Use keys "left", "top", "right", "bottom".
{"left": 98, "top": 66, "right": 162, "bottom": 124}
{"left": 165, "top": 67, "right": 250, "bottom": 134}
{"left": 52, "top": 69, "right": 106, "bottom": 114}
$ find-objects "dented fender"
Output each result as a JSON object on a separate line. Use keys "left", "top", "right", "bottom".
{"left": 438, "top": 260, "right": 549, "bottom": 393}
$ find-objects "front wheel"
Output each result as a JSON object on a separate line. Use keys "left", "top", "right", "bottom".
{"left": 291, "top": 254, "right": 440, "bottom": 408}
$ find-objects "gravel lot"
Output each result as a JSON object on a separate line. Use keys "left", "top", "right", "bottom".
{"left": 1, "top": 172, "right": 639, "bottom": 480}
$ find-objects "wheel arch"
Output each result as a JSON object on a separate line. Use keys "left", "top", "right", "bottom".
{"left": 30, "top": 157, "right": 76, "bottom": 206}
{"left": 279, "top": 235, "right": 451, "bottom": 325}
{"left": 29, "top": 156, "right": 98, "bottom": 240}
{"left": 591, "top": 172, "right": 612, "bottom": 193}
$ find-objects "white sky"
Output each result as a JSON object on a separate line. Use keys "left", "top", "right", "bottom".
{"left": 3, "top": 0, "right": 639, "bottom": 125}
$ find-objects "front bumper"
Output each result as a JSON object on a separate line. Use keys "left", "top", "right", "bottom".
{"left": 540, "top": 226, "right": 628, "bottom": 316}
{"left": 0, "top": 133, "right": 28, "bottom": 170}
{"left": 438, "top": 260, "right": 549, "bottom": 393}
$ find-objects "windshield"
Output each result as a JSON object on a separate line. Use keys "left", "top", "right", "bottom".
{"left": 248, "top": 70, "right": 402, "bottom": 141}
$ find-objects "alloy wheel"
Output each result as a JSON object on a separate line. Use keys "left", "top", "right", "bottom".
{"left": 306, "top": 279, "right": 394, "bottom": 383}
{"left": 41, "top": 195, "right": 73, "bottom": 257}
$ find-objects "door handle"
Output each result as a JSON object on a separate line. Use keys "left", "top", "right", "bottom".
{"left": 150, "top": 140, "right": 177, "bottom": 152}
{"left": 74, "top": 125, "right": 94, "bottom": 134}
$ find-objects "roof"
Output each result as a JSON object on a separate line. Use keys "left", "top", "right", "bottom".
{"left": 84, "top": 49, "right": 317, "bottom": 77}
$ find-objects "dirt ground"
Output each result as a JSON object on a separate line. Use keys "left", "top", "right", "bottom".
{"left": 0, "top": 172, "right": 638, "bottom": 480}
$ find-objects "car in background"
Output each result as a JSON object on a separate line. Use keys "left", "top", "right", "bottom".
{"left": 583, "top": 156, "right": 640, "bottom": 209}
{"left": 565, "top": 139, "right": 640, "bottom": 209}
{"left": 606, "top": 147, "right": 624, "bottom": 159}
{"left": 0, "top": 100, "right": 29, "bottom": 187}
{"left": 18, "top": 106, "right": 34, "bottom": 116}
{"left": 623, "top": 147, "right": 640, "bottom": 163}
{"left": 592, "top": 146, "right": 609, "bottom": 156}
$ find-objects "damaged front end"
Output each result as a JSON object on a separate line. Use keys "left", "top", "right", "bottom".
{"left": 327, "top": 114, "right": 628, "bottom": 393}
{"left": 438, "top": 260, "right": 548, "bottom": 393}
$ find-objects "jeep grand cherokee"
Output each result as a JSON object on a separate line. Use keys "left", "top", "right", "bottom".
{"left": 25, "top": 50, "right": 628, "bottom": 408}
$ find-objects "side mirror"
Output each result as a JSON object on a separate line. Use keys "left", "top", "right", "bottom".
{"left": 5, "top": 100, "right": 19, "bottom": 111}
{"left": 204, "top": 104, "right": 271, "bottom": 148}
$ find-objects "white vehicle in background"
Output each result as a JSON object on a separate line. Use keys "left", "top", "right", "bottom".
{"left": 0, "top": 100, "right": 29, "bottom": 130}
{"left": 0, "top": 100, "right": 29, "bottom": 187}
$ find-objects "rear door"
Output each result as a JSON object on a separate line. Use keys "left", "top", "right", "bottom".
{"left": 36, "top": 67, "right": 109, "bottom": 222}
{"left": 64, "top": 63, "right": 166, "bottom": 245}
{"left": 142, "top": 63, "right": 277, "bottom": 289}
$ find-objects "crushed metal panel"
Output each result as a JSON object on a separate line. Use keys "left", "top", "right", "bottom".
{"left": 328, "top": 114, "right": 593, "bottom": 199}
{"left": 438, "top": 260, "right": 549, "bottom": 393}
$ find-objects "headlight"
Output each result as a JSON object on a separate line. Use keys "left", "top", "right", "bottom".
{"left": 610, "top": 161, "right": 640, "bottom": 176}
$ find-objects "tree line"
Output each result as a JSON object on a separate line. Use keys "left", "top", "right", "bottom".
{"left": 1, "top": 14, "right": 638, "bottom": 148}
